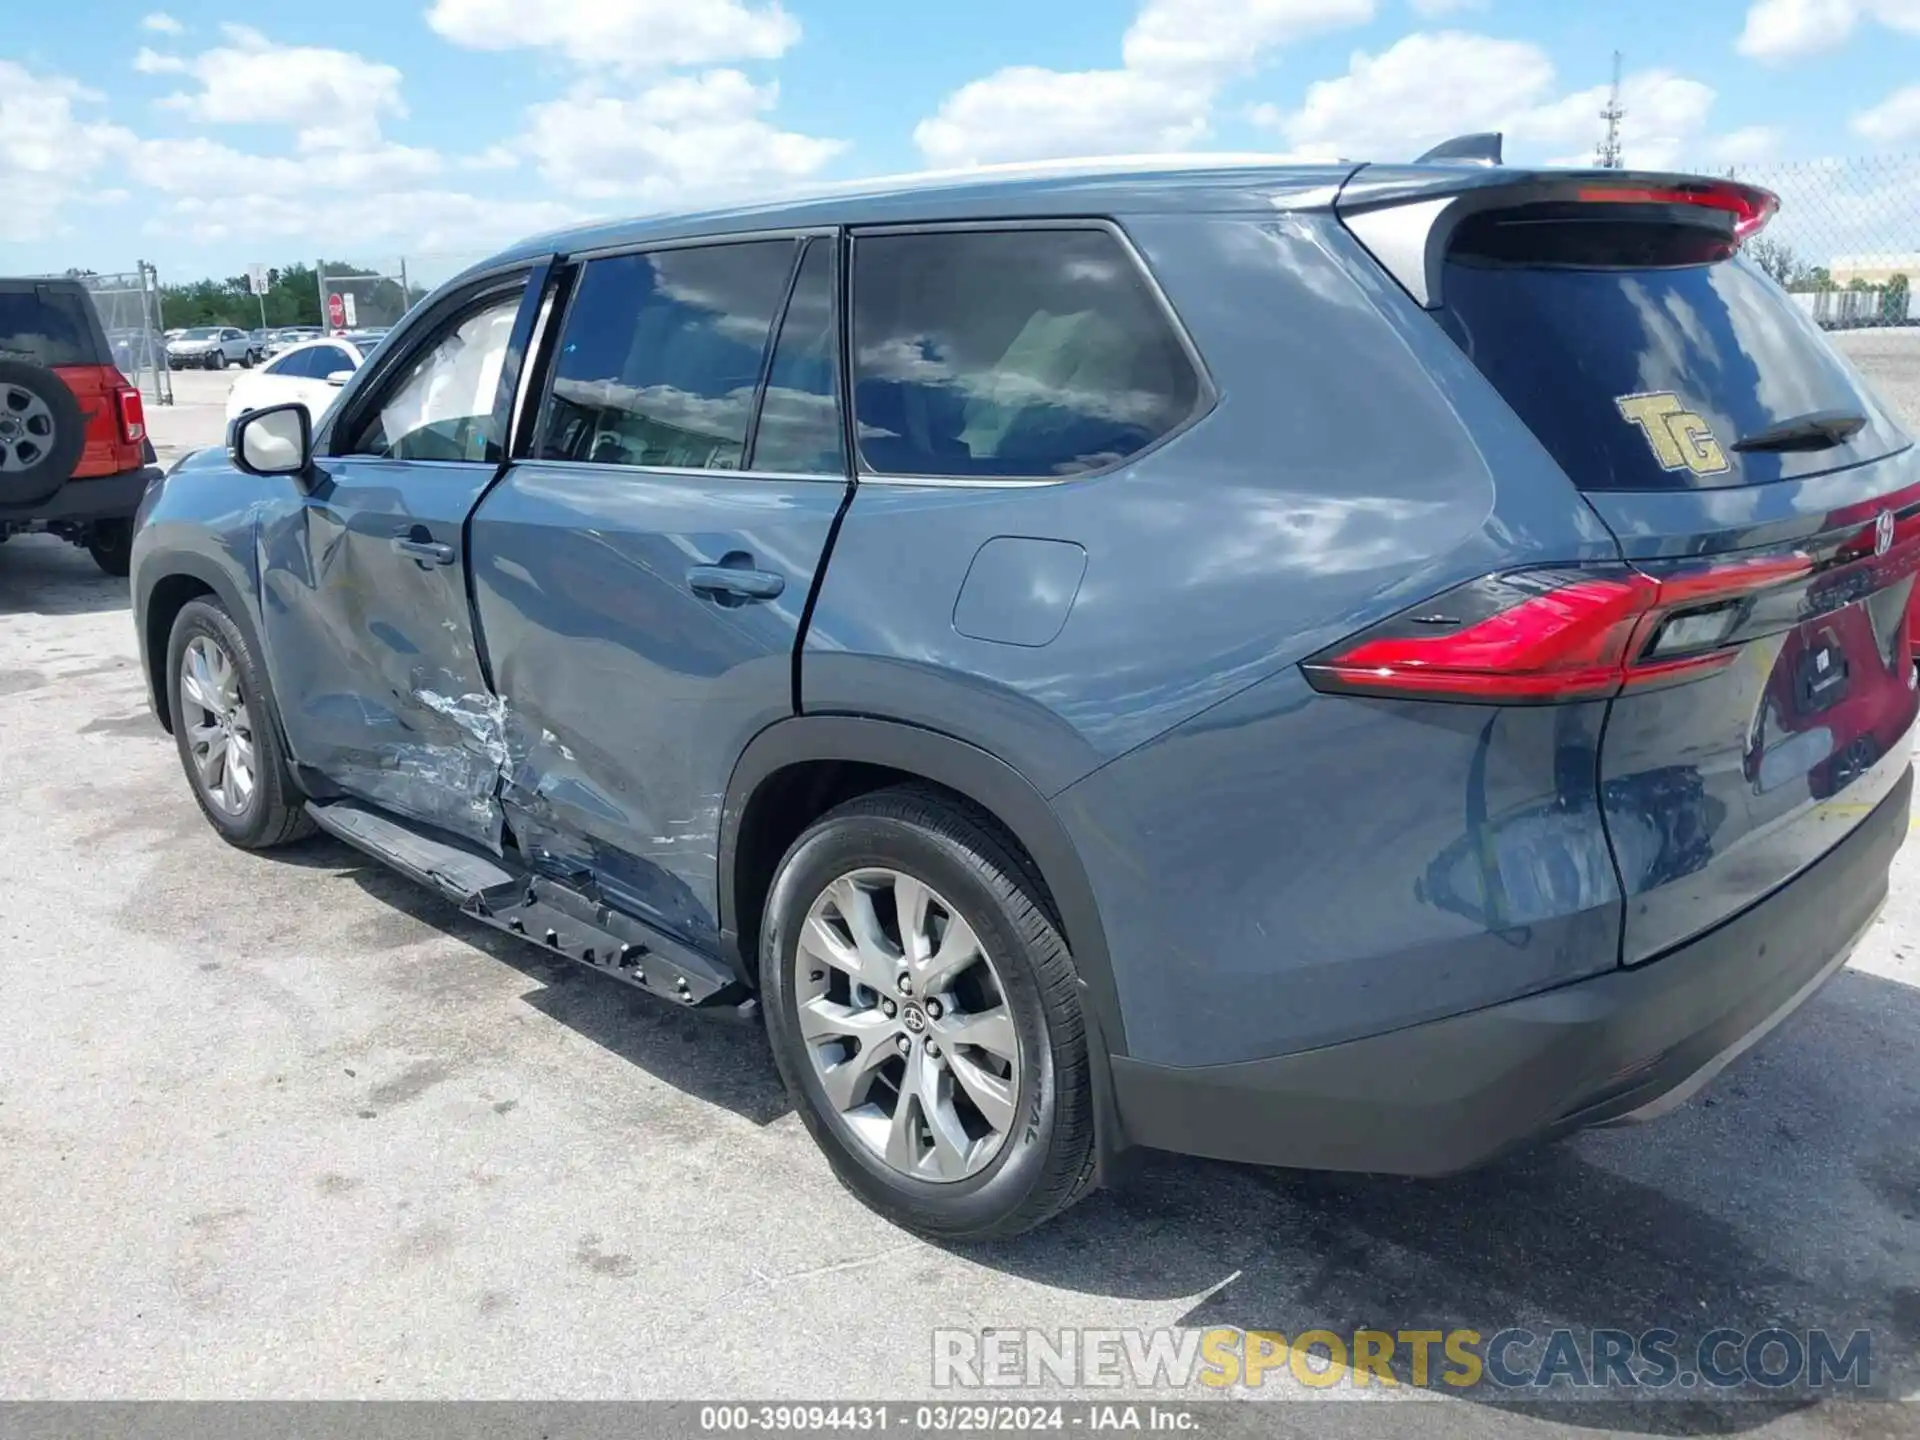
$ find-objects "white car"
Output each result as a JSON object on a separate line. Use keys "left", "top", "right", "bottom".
{"left": 167, "top": 325, "right": 260, "bottom": 370}
{"left": 223, "top": 337, "right": 374, "bottom": 423}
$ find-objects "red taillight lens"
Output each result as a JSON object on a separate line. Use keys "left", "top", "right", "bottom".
{"left": 115, "top": 385, "right": 146, "bottom": 444}
{"left": 1575, "top": 180, "right": 1779, "bottom": 240}
{"left": 1304, "top": 557, "right": 1811, "bottom": 704}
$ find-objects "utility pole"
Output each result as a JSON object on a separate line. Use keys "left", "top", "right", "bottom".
{"left": 1595, "top": 51, "right": 1625, "bottom": 169}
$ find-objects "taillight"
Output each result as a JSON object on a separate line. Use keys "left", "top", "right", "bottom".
{"left": 1303, "top": 556, "right": 1812, "bottom": 704}
{"left": 1574, "top": 179, "right": 1779, "bottom": 240}
{"left": 115, "top": 385, "right": 145, "bottom": 444}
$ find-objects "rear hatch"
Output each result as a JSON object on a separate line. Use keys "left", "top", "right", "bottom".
{"left": 1337, "top": 169, "right": 1919, "bottom": 965}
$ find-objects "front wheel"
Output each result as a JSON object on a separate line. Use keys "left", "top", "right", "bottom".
{"left": 210, "top": 352, "right": 226, "bottom": 371}
{"left": 165, "top": 598, "right": 313, "bottom": 849}
{"left": 761, "top": 787, "right": 1096, "bottom": 1239}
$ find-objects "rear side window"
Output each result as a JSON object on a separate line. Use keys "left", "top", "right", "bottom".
{"left": 538, "top": 240, "right": 795, "bottom": 471}
{"left": 850, "top": 227, "right": 1204, "bottom": 478}
{"left": 1439, "top": 217, "right": 1897, "bottom": 490}
{"left": 0, "top": 288, "right": 100, "bottom": 367}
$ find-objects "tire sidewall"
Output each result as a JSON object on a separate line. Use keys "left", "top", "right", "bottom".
{"left": 165, "top": 600, "right": 284, "bottom": 846}
{"left": 762, "top": 811, "right": 1063, "bottom": 1235}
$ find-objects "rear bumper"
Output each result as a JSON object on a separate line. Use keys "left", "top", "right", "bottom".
{"left": 0, "top": 466, "right": 161, "bottom": 527}
{"left": 1110, "top": 764, "right": 1910, "bottom": 1174}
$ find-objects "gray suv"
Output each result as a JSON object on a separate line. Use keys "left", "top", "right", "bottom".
{"left": 132, "top": 155, "right": 1918, "bottom": 1237}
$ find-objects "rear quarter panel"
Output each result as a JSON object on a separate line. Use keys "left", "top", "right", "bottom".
{"left": 805, "top": 210, "right": 1628, "bottom": 1062}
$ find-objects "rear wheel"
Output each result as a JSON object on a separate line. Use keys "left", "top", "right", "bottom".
{"left": 761, "top": 787, "right": 1095, "bottom": 1239}
{"left": 165, "top": 598, "right": 313, "bottom": 849}
{"left": 210, "top": 352, "right": 226, "bottom": 371}
{"left": 86, "top": 519, "right": 133, "bottom": 577}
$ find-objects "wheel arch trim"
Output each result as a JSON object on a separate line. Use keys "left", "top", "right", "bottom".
{"left": 135, "top": 550, "right": 273, "bottom": 736}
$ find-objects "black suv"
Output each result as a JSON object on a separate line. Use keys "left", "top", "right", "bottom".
{"left": 0, "top": 277, "right": 161, "bottom": 575}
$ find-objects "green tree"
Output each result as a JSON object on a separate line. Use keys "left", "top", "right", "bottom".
{"left": 1883, "top": 273, "right": 1911, "bottom": 325}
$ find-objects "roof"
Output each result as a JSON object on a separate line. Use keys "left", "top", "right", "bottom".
{"left": 486, "top": 154, "right": 1361, "bottom": 269}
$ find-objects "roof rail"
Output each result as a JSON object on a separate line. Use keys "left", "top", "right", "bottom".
{"left": 1413, "top": 133, "right": 1503, "bottom": 167}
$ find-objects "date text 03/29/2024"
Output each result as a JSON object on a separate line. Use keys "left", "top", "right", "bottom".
{"left": 700, "top": 1406, "right": 1195, "bottom": 1432}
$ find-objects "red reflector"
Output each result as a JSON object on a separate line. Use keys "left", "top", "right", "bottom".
{"left": 1575, "top": 180, "right": 1779, "bottom": 240}
{"left": 1306, "top": 554, "right": 1809, "bottom": 704}
{"left": 115, "top": 386, "right": 146, "bottom": 444}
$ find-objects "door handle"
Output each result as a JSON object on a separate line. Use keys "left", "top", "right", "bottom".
{"left": 392, "top": 535, "right": 456, "bottom": 566}
{"left": 687, "top": 564, "right": 784, "bottom": 602}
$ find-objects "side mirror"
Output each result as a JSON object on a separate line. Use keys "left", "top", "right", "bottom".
{"left": 324, "top": 370, "right": 354, "bottom": 387}
{"left": 230, "top": 402, "right": 312, "bottom": 477}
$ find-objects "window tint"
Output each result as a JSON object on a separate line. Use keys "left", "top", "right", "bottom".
{"left": 538, "top": 240, "right": 794, "bottom": 471}
{"left": 313, "top": 345, "right": 355, "bottom": 378}
{"left": 346, "top": 287, "right": 521, "bottom": 462}
{"left": 264, "top": 349, "right": 307, "bottom": 377}
{"left": 748, "top": 238, "right": 844, "bottom": 475}
{"left": 1440, "top": 248, "right": 1895, "bottom": 490}
{"left": 850, "top": 228, "right": 1202, "bottom": 478}
{"left": 0, "top": 289, "right": 98, "bottom": 366}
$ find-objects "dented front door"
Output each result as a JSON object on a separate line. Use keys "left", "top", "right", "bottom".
{"left": 259, "top": 271, "right": 538, "bottom": 848}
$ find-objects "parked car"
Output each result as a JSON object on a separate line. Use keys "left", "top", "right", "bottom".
{"left": 0, "top": 276, "right": 159, "bottom": 575}
{"left": 264, "top": 326, "right": 322, "bottom": 358}
{"left": 166, "top": 325, "right": 259, "bottom": 370}
{"left": 109, "top": 326, "right": 166, "bottom": 376}
{"left": 131, "top": 155, "right": 1920, "bottom": 1238}
{"left": 224, "top": 337, "right": 376, "bottom": 424}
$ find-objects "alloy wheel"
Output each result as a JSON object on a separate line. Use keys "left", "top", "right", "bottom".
{"left": 179, "top": 634, "right": 257, "bottom": 816}
{"left": 794, "top": 868, "right": 1022, "bottom": 1183}
{"left": 0, "top": 382, "right": 55, "bottom": 473}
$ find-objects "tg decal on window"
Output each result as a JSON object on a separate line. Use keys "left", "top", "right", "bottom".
{"left": 1614, "top": 391, "right": 1730, "bottom": 477}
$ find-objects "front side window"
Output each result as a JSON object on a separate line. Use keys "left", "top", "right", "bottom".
{"left": 536, "top": 240, "right": 795, "bottom": 471}
{"left": 850, "top": 228, "right": 1204, "bottom": 479}
{"left": 345, "top": 286, "right": 522, "bottom": 461}
{"left": 264, "top": 349, "right": 309, "bottom": 378}
{"left": 748, "top": 238, "right": 844, "bottom": 475}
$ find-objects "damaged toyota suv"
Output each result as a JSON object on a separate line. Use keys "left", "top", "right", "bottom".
{"left": 133, "top": 149, "right": 1918, "bottom": 1238}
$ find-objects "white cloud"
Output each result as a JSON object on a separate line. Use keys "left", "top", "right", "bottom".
{"left": 1121, "top": 0, "right": 1375, "bottom": 76}
{"left": 915, "top": 68, "right": 1209, "bottom": 168}
{"left": 915, "top": 0, "right": 1373, "bottom": 166}
{"left": 147, "top": 188, "right": 583, "bottom": 256}
{"left": 1853, "top": 84, "right": 1920, "bottom": 144}
{"left": 1736, "top": 0, "right": 1920, "bottom": 61}
{"left": 425, "top": 0, "right": 799, "bottom": 72}
{"left": 1280, "top": 31, "right": 1552, "bottom": 159}
{"left": 1259, "top": 32, "right": 1722, "bottom": 171}
{"left": 1706, "top": 124, "right": 1788, "bottom": 164}
{"left": 155, "top": 24, "right": 406, "bottom": 147}
{"left": 0, "top": 62, "right": 135, "bottom": 242}
{"left": 1408, "top": 0, "right": 1488, "bottom": 13}
{"left": 141, "top": 11, "right": 184, "bottom": 33}
{"left": 517, "top": 70, "right": 843, "bottom": 202}
{"left": 133, "top": 47, "right": 187, "bottom": 74}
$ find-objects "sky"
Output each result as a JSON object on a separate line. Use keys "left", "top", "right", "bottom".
{"left": 3, "top": 0, "right": 1918, "bottom": 284}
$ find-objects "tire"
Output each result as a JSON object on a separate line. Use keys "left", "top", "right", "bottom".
{"left": 761, "top": 786, "right": 1096, "bottom": 1239}
{"left": 239, "top": 352, "right": 253, "bottom": 369}
{"left": 165, "top": 597, "right": 314, "bottom": 850}
{"left": 0, "top": 359, "right": 86, "bottom": 508}
{"left": 210, "top": 352, "right": 226, "bottom": 371}
{"left": 86, "top": 519, "right": 133, "bottom": 578}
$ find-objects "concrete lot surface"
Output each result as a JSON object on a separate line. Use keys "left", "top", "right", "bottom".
{"left": 2, "top": 339, "right": 1920, "bottom": 1431}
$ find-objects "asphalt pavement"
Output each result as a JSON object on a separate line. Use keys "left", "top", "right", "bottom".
{"left": 2, "top": 346, "right": 1920, "bottom": 1433}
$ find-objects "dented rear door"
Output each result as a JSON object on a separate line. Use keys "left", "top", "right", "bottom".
{"left": 259, "top": 266, "right": 544, "bottom": 848}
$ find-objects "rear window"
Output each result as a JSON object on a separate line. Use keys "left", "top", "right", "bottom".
{"left": 1438, "top": 216, "right": 1898, "bottom": 490}
{"left": 0, "top": 287, "right": 101, "bottom": 367}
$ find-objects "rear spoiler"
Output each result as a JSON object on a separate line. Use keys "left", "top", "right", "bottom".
{"left": 1333, "top": 165, "right": 1779, "bottom": 308}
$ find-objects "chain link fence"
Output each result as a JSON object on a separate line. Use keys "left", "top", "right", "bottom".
{"left": 81, "top": 265, "right": 173, "bottom": 405}
{"left": 315, "top": 258, "right": 430, "bottom": 335}
{"left": 1716, "top": 155, "right": 1920, "bottom": 330}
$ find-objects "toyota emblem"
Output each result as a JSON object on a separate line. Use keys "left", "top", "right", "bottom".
{"left": 1875, "top": 510, "right": 1895, "bottom": 557}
